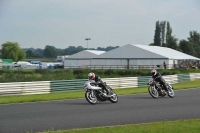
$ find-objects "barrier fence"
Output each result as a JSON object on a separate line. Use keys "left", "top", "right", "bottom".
{"left": 0, "top": 73, "right": 200, "bottom": 96}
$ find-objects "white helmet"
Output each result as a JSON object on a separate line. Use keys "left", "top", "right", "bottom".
{"left": 151, "top": 69, "right": 157, "bottom": 76}
{"left": 88, "top": 72, "right": 95, "bottom": 80}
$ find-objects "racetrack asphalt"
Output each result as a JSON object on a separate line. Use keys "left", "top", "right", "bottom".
{"left": 0, "top": 88, "right": 200, "bottom": 133}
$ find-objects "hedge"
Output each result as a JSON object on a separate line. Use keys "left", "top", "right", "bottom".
{"left": 0, "top": 69, "right": 200, "bottom": 83}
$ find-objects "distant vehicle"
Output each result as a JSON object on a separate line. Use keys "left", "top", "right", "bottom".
{"left": 54, "top": 55, "right": 68, "bottom": 69}
{"left": 13, "top": 61, "right": 39, "bottom": 69}
{"left": 28, "top": 61, "right": 42, "bottom": 68}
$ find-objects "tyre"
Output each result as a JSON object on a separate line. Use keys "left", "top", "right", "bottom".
{"left": 167, "top": 87, "right": 175, "bottom": 98}
{"left": 148, "top": 86, "right": 159, "bottom": 99}
{"left": 109, "top": 91, "right": 118, "bottom": 103}
{"left": 85, "top": 90, "right": 97, "bottom": 104}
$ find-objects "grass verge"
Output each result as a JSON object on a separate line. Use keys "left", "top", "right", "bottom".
{"left": 1, "top": 79, "right": 200, "bottom": 104}
{"left": 44, "top": 119, "right": 200, "bottom": 133}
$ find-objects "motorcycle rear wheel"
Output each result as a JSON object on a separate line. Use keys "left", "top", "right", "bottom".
{"left": 167, "top": 87, "right": 175, "bottom": 98}
{"left": 109, "top": 91, "right": 118, "bottom": 103}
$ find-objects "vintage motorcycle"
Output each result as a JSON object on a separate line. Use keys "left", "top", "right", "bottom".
{"left": 83, "top": 80, "right": 118, "bottom": 104}
{"left": 147, "top": 78, "right": 175, "bottom": 98}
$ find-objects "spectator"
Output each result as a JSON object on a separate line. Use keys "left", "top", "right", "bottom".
{"left": 163, "top": 61, "right": 166, "bottom": 69}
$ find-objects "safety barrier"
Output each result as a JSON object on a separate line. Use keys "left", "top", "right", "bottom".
{"left": 0, "top": 73, "right": 200, "bottom": 96}
{"left": 0, "top": 81, "right": 50, "bottom": 96}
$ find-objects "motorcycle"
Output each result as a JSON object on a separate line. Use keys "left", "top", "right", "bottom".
{"left": 83, "top": 80, "right": 118, "bottom": 104}
{"left": 147, "top": 78, "right": 175, "bottom": 99}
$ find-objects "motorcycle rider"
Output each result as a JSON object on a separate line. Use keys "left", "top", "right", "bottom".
{"left": 151, "top": 69, "right": 169, "bottom": 92}
{"left": 88, "top": 72, "right": 111, "bottom": 95}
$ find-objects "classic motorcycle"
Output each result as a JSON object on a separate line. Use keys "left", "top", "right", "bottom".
{"left": 83, "top": 80, "right": 118, "bottom": 104}
{"left": 147, "top": 78, "right": 175, "bottom": 98}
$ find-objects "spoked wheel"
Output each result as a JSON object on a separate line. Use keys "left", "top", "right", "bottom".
{"left": 85, "top": 90, "right": 97, "bottom": 104}
{"left": 109, "top": 91, "right": 118, "bottom": 103}
{"left": 148, "top": 86, "right": 159, "bottom": 99}
{"left": 167, "top": 87, "right": 175, "bottom": 98}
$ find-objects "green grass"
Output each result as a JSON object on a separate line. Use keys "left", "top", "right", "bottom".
{"left": 1, "top": 79, "right": 200, "bottom": 104}
{"left": 43, "top": 119, "right": 200, "bottom": 133}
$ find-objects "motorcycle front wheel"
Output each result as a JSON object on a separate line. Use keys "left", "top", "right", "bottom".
{"left": 85, "top": 90, "right": 97, "bottom": 104}
{"left": 148, "top": 86, "right": 159, "bottom": 99}
{"left": 167, "top": 87, "right": 175, "bottom": 98}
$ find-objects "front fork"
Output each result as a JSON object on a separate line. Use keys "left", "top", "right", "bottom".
{"left": 90, "top": 90, "right": 95, "bottom": 97}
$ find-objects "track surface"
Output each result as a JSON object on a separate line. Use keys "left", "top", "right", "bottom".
{"left": 0, "top": 88, "right": 200, "bottom": 133}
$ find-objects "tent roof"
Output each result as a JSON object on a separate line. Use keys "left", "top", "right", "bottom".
{"left": 67, "top": 50, "right": 105, "bottom": 59}
{"left": 85, "top": 50, "right": 105, "bottom": 55}
{"left": 93, "top": 44, "right": 200, "bottom": 60}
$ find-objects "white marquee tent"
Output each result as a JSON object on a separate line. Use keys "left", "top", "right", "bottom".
{"left": 64, "top": 50, "right": 105, "bottom": 68}
{"left": 90, "top": 44, "right": 200, "bottom": 69}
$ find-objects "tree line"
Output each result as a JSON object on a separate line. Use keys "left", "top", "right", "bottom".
{"left": 0, "top": 42, "right": 119, "bottom": 61}
{"left": 151, "top": 21, "right": 200, "bottom": 58}
{"left": 25, "top": 45, "right": 119, "bottom": 58}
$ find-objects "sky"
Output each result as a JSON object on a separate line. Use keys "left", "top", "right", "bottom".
{"left": 0, "top": 0, "right": 200, "bottom": 49}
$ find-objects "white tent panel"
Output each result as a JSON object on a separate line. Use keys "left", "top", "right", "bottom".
{"left": 65, "top": 60, "right": 78, "bottom": 67}
{"left": 105, "top": 59, "right": 126, "bottom": 65}
{"left": 129, "top": 59, "right": 137, "bottom": 65}
{"left": 93, "top": 44, "right": 166, "bottom": 59}
{"left": 121, "top": 60, "right": 127, "bottom": 65}
{"left": 135, "top": 44, "right": 200, "bottom": 60}
{"left": 136, "top": 60, "right": 152, "bottom": 65}
{"left": 78, "top": 60, "right": 91, "bottom": 67}
{"left": 91, "top": 59, "right": 106, "bottom": 65}
{"left": 65, "top": 59, "right": 91, "bottom": 67}
{"left": 167, "top": 60, "right": 174, "bottom": 69}
{"left": 93, "top": 44, "right": 200, "bottom": 60}
{"left": 68, "top": 50, "right": 105, "bottom": 59}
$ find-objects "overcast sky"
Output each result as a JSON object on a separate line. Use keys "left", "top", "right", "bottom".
{"left": 0, "top": 0, "right": 200, "bottom": 49}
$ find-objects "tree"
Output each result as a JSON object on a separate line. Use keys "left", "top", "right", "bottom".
{"left": 43, "top": 45, "right": 57, "bottom": 58}
{"left": 35, "top": 48, "right": 44, "bottom": 57}
{"left": 26, "top": 49, "right": 36, "bottom": 58}
{"left": 179, "top": 40, "right": 196, "bottom": 56}
{"left": 167, "top": 35, "right": 178, "bottom": 50}
{"left": 1, "top": 41, "right": 26, "bottom": 61}
{"left": 187, "top": 31, "right": 200, "bottom": 57}
{"left": 166, "top": 21, "right": 172, "bottom": 47}
{"left": 160, "top": 21, "right": 166, "bottom": 46}
{"left": 188, "top": 31, "right": 200, "bottom": 42}
{"left": 148, "top": 43, "right": 154, "bottom": 46}
{"left": 154, "top": 21, "right": 161, "bottom": 46}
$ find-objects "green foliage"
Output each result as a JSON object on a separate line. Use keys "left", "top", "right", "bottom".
{"left": 187, "top": 31, "right": 200, "bottom": 58}
{"left": 154, "top": 21, "right": 161, "bottom": 46}
{"left": 166, "top": 21, "right": 172, "bottom": 46}
{"left": 26, "top": 49, "right": 40, "bottom": 58}
{"left": 23, "top": 45, "right": 119, "bottom": 59}
{"left": 1, "top": 41, "right": 26, "bottom": 61}
{"left": 43, "top": 45, "right": 57, "bottom": 58}
{"left": 179, "top": 40, "right": 196, "bottom": 56}
{"left": 43, "top": 119, "right": 200, "bottom": 133}
{"left": 160, "top": 21, "right": 166, "bottom": 46}
{"left": 167, "top": 35, "right": 178, "bottom": 50}
{"left": 1, "top": 69, "right": 200, "bottom": 83}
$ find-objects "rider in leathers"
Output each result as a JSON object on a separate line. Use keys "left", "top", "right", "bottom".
{"left": 88, "top": 72, "right": 111, "bottom": 95}
{"left": 151, "top": 69, "right": 169, "bottom": 91}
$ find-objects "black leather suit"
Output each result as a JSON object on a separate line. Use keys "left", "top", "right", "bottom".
{"left": 94, "top": 76, "right": 110, "bottom": 94}
{"left": 152, "top": 73, "right": 168, "bottom": 91}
